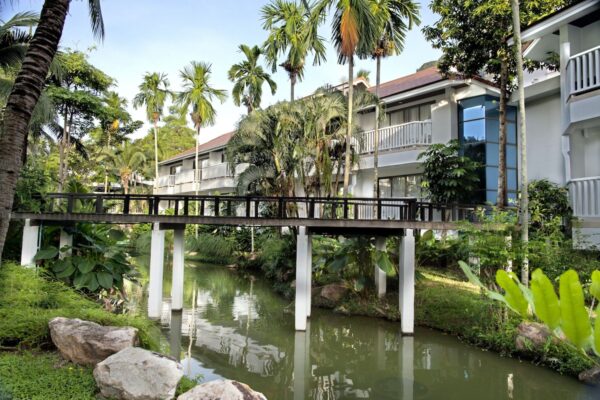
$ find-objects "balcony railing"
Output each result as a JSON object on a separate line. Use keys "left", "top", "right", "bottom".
{"left": 570, "top": 176, "right": 600, "bottom": 217}
{"left": 357, "top": 121, "right": 432, "bottom": 154}
{"left": 568, "top": 45, "right": 600, "bottom": 96}
{"left": 158, "top": 163, "right": 234, "bottom": 188}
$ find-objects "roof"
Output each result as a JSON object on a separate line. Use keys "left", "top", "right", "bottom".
{"left": 160, "top": 131, "right": 234, "bottom": 165}
{"left": 368, "top": 67, "right": 446, "bottom": 98}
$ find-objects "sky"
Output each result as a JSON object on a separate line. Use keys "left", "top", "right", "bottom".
{"left": 3, "top": 0, "right": 441, "bottom": 144}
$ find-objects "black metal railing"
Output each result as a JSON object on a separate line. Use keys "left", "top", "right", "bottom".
{"left": 28, "top": 193, "right": 490, "bottom": 224}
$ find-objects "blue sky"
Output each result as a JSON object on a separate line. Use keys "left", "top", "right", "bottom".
{"left": 4, "top": 0, "right": 441, "bottom": 142}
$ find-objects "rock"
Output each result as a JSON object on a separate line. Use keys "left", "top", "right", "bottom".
{"left": 48, "top": 317, "right": 138, "bottom": 366}
{"left": 178, "top": 380, "right": 266, "bottom": 400}
{"left": 515, "top": 322, "right": 553, "bottom": 351}
{"left": 320, "top": 284, "right": 348, "bottom": 303}
{"left": 94, "top": 347, "right": 183, "bottom": 400}
{"left": 579, "top": 366, "right": 600, "bottom": 385}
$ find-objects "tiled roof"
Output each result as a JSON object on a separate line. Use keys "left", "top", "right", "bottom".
{"left": 369, "top": 66, "right": 446, "bottom": 98}
{"left": 160, "top": 131, "right": 234, "bottom": 164}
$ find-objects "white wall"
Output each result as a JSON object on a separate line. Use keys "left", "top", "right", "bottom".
{"left": 579, "top": 20, "right": 600, "bottom": 53}
{"left": 524, "top": 95, "right": 566, "bottom": 185}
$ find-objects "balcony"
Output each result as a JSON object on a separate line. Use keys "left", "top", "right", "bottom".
{"left": 570, "top": 176, "right": 600, "bottom": 217}
{"left": 156, "top": 162, "right": 236, "bottom": 194}
{"left": 357, "top": 121, "right": 432, "bottom": 155}
{"left": 568, "top": 45, "right": 600, "bottom": 97}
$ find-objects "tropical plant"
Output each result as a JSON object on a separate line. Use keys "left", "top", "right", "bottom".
{"left": 133, "top": 72, "right": 171, "bottom": 188}
{"left": 459, "top": 262, "right": 600, "bottom": 360}
{"left": 0, "top": 11, "right": 39, "bottom": 72}
{"left": 228, "top": 44, "right": 277, "bottom": 114}
{"left": 528, "top": 179, "right": 571, "bottom": 234}
{"left": 312, "top": 0, "right": 379, "bottom": 196}
{"left": 176, "top": 61, "right": 227, "bottom": 197}
{"left": 418, "top": 140, "right": 480, "bottom": 204}
{"left": 34, "top": 224, "right": 136, "bottom": 298}
{"left": 0, "top": 0, "right": 104, "bottom": 260}
{"left": 103, "top": 142, "right": 146, "bottom": 194}
{"left": 262, "top": 0, "right": 327, "bottom": 101}
{"left": 366, "top": 0, "right": 419, "bottom": 199}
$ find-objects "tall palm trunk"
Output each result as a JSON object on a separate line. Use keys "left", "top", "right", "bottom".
{"left": 373, "top": 54, "right": 381, "bottom": 199}
{"left": 511, "top": 0, "right": 529, "bottom": 286}
{"left": 104, "top": 129, "right": 112, "bottom": 193}
{"left": 153, "top": 117, "right": 160, "bottom": 189}
{"left": 496, "top": 60, "right": 508, "bottom": 207}
{"left": 0, "top": 0, "right": 70, "bottom": 260}
{"left": 290, "top": 72, "right": 296, "bottom": 102}
{"left": 194, "top": 125, "right": 201, "bottom": 238}
{"left": 58, "top": 108, "right": 68, "bottom": 193}
{"left": 343, "top": 56, "right": 354, "bottom": 197}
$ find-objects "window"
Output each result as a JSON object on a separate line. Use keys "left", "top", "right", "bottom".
{"left": 378, "top": 175, "right": 423, "bottom": 198}
{"left": 169, "top": 164, "right": 182, "bottom": 175}
{"left": 384, "top": 103, "right": 432, "bottom": 127}
{"left": 458, "top": 95, "right": 518, "bottom": 205}
{"left": 192, "top": 158, "right": 210, "bottom": 170}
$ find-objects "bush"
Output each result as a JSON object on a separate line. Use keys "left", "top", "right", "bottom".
{"left": 528, "top": 179, "right": 571, "bottom": 234}
{"left": 0, "top": 262, "right": 159, "bottom": 350}
{"left": 186, "top": 232, "right": 236, "bottom": 264}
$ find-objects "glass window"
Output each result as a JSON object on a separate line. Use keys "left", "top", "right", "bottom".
{"left": 506, "top": 145, "right": 517, "bottom": 167}
{"left": 389, "top": 110, "right": 404, "bottom": 125}
{"left": 460, "top": 97, "right": 485, "bottom": 121}
{"left": 420, "top": 104, "right": 432, "bottom": 120}
{"left": 405, "top": 107, "right": 419, "bottom": 123}
{"left": 507, "top": 123, "right": 517, "bottom": 144}
{"left": 169, "top": 164, "right": 182, "bottom": 175}
{"left": 486, "top": 167, "right": 499, "bottom": 190}
{"left": 463, "top": 142, "right": 486, "bottom": 163}
{"left": 392, "top": 177, "right": 405, "bottom": 197}
{"left": 507, "top": 169, "right": 518, "bottom": 191}
{"left": 507, "top": 107, "right": 517, "bottom": 122}
{"left": 486, "top": 119, "right": 499, "bottom": 143}
{"left": 486, "top": 190, "right": 498, "bottom": 204}
{"left": 462, "top": 119, "right": 486, "bottom": 142}
{"left": 485, "top": 98, "right": 500, "bottom": 119}
{"left": 406, "top": 176, "right": 421, "bottom": 198}
{"left": 379, "top": 178, "right": 392, "bottom": 198}
{"left": 486, "top": 143, "right": 499, "bottom": 166}
{"left": 507, "top": 192, "right": 518, "bottom": 206}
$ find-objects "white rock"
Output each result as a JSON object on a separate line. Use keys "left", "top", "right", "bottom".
{"left": 94, "top": 347, "right": 183, "bottom": 400}
{"left": 178, "top": 380, "right": 267, "bottom": 400}
{"left": 49, "top": 317, "right": 138, "bottom": 366}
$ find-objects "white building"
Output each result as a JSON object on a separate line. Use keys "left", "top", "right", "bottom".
{"left": 155, "top": 0, "right": 600, "bottom": 247}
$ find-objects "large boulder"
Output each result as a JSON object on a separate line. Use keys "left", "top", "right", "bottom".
{"left": 94, "top": 347, "right": 183, "bottom": 400}
{"left": 178, "top": 380, "right": 266, "bottom": 400}
{"left": 319, "top": 284, "right": 348, "bottom": 304}
{"left": 579, "top": 366, "right": 600, "bottom": 385}
{"left": 515, "top": 322, "right": 553, "bottom": 351}
{"left": 49, "top": 317, "right": 138, "bottom": 366}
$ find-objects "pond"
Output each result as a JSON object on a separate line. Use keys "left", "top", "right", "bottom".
{"left": 135, "top": 260, "right": 598, "bottom": 399}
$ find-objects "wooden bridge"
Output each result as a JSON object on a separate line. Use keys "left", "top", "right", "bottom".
{"left": 13, "top": 193, "right": 490, "bottom": 335}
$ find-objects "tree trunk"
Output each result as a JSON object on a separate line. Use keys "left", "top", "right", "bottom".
{"left": 0, "top": 0, "right": 70, "bottom": 261}
{"left": 290, "top": 72, "right": 296, "bottom": 102}
{"left": 195, "top": 125, "right": 201, "bottom": 238}
{"left": 496, "top": 60, "right": 508, "bottom": 208}
{"left": 104, "top": 129, "right": 112, "bottom": 193}
{"left": 373, "top": 55, "right": 381, "bottom": 199}
{"left": 343, "top": 56, "right": 354, "bottom": 197}
{"left": 58, "top": 107, "right": 68, "bottom": 193}
{"left": 153, "top": 118, "right": 160, "bottom": 189}
{"left": 511, "top": 0, "right": 529, "bottom": 286}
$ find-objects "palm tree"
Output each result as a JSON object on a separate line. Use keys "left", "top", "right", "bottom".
{"left": 366, "top": 0, "right": 419, "bottom": 198}
{"left": 0, "top": 0, "right": 104, "bottom": 260}
{"left": 313, "top": 0, "right": 378, "bottom": 196}
{"left": 262, "top": 0, "right": 327, "bottom": 101}
{"left": 176, "top": 61, "right": 226, "bottom": 236}
{"left": 228, "top": 44, "right": 277, "bottom": 114}
{"left": 0, "top": 11, "right": 39, "bottom": 73}
{"left": 133, "top": 72, "right": 170, "bottom": 189}
{"left": 104, "top": 142, "right": 146, "bottom": 195}
{"left": 102, "top": 91, "right": 129, "bottom": 192}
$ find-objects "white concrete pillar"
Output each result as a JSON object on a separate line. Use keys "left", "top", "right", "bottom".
{"left": 169, "top": 310, "right": 183, "bottom": 361}
{"left": 59, "top": 230, "right": 73, "bottom": 259}
{"left": 148, "top": 223, "right": 165, "bottom": 319}
{"left": 375, "top": 237, "right": 387, "bottom": 297}
{"left": 399, "top": 229, "right": 415, "bottom": 335}
{"left": 305, "top": 232, "right": 312, "bottom": 318}
{"left": 21, "top": 219, "right": 40, "bottom": 267}
{"left": 293, "top": 323, "right": 310, "bottom": 400}
{"left": 171, "top": 228, "right": 185, "bottom": 311}
{"left": 295, "top": 227, "right": 310, "bottom": 330}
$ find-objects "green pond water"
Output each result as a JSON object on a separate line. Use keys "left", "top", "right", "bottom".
{"left": 137, "top": 261, "right": 598, "bottom": 399}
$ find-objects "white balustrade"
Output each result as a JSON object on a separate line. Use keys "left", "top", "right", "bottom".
{"left": 568, "top": 45, "right": 600, "bottom": 96}
{"left": 201, "top": 162, "right": 234, "bottom": 180}
{"left": 357, "top": 121, "right": 432, "bottom": 154}
{"left": 570, "top": 176, "right": 600, "bottom": 217}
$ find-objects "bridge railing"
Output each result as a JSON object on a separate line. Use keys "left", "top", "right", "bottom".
{"left": 32, "top": 193, "right": 491, "bottom": 224}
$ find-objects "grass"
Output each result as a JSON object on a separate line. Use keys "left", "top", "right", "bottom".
{"left": 0, "top": 261, "right": 164, "bottom": 400}
{"left": 0, "top": 352, "right": 96, "bottom": 400}
{"left": 0, "top": 262, "right": 160, "bottom": 351}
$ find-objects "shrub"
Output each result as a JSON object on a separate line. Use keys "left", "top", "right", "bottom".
{"left": 186, "top": 233, "right": 236, "bottom": 264}
{"left": 0, "top": 262, "right": 159, "bottom": 350}
{"left": 528, "top": 179, "right": 571, "bottom": 234}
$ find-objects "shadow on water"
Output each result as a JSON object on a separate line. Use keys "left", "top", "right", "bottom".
{"left": 133, "top": 260, "right": 599, "bottom": 400}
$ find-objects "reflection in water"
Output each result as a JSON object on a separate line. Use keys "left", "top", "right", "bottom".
{"left": 143, "top": 262, "right": 598, "bottom": 400}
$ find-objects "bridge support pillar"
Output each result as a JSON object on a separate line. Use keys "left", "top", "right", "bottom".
{"left": 20, "top": 219, "right": 40, "bottom": 267}
{"left": 399, "top": 229, "right": 415, "bottom": 335}
{"left": 295, "top": 227, "right": 312, "bottom": 331}
{"left": 148, "top": 223, "right": 165, "bottom": 319}
{"left": 171, "top": 228, "right": 185, "bottom": 311}
{"left": 375, "top": 237, "right": 387, "bottom": 297}
{"left": 293, "top": 322, "right": 310, "bottom": 400}
{"left": 59, "top": 230, "right": 73, "bottom": 259}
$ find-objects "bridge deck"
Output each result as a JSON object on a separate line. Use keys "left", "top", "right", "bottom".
{"left": 12, "top": 193, "right": 492, "bottom": 233}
